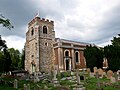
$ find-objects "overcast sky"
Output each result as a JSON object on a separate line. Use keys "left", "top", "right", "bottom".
{"left": 0, "top": 0, "right": 120, "bottom": 51}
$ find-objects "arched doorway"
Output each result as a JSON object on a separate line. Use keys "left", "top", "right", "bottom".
{"left": 66, "top": 59, "right": 69, "bottom": 70}
{"left": 64, "top": 50, "right": 71, "bottom": 70}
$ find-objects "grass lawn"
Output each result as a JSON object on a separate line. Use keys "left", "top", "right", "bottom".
{"left": 0, "top": 75, "right": 120, "bottom": 90}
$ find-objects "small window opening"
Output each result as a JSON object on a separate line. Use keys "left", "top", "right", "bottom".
{"left": 31, "top": 27, "right": 34, "bottom": 35}
{"left": 65, "top": 51, "right": 69, "bottom": 57}
{"left": 75, "top": 52, "right": 79, "bottom": 62}
{"left": 43, "top": 26, "right": 47, "bottom": 34}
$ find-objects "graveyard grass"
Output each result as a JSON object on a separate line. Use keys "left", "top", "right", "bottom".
{"left": 86, "top": 78, "right": 120, "bottom": 90}
{"left": 0, "top": 74, "right": 120, "bottom": 90}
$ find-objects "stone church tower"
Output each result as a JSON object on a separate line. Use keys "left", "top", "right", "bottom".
{"left": 25, "top": 15, "right": 55, "bottom": 74}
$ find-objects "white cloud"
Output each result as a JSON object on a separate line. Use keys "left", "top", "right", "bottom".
{"left": 3, "top": 36, "right": 25, "bottom": 52}
{"left": 1, "top": 0, "right": 120, "bottom": 51}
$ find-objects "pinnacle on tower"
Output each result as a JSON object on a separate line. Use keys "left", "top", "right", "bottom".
{"left": 35, "top": 11, "right": 40, "bottom": 18}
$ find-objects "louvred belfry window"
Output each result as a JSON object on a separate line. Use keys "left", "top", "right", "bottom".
{"left": 43, "top": 26, "right": 47, "bottom": 34}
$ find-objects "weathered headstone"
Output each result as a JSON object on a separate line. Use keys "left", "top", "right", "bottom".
{"left": 53, "top": 70, "right": 57, "bottom": 80}
{"left": 71, "top": 71, "right": 74, "bottom": 76}
{"left": 24, "top": 84, "right": 27, "bottom": 90}
{"left": 76, "top": 69, "right": 80, "bottom": 85}
{"left": 14, "top": 79, "right": 18, "bottom": 89}
{"left": 73, "top": 69, "right": 86, "bottom": 90}
{"left": 34, "top": 72, "right": 36, "bottom": 83}
{"left": 86, "top": 68, "right": 90, "bottom": 73}
{"left": 27, "top": 84, "right": 30, "bottom": 90}
{"left": 33, "top": 72, "right": 40, "bottom": 83}
{"left": 52, "top": 70, "right": 59, "bottom": 86}
{"left": 90, "top": 73, "right": 95, "bottom": 78}
{"left": 110, "top": 77, "right": 116, "bottom": 83}
{"left": 93, "top": 67, "right": 97, "bottom": 74}
{"left": 98, "top": 68, "right": 103, "bottom": 78}
{"left": 114, "top": 72, "right": 118, "bottom": 84}
{"left": 117, "top": 70, "right": 120, "bottom": 80}
{"left": 96, "top": 71, "right": 100, "bottom": 88}
{"left": 107, "top": 70, "right": 113, "bottom": 79}
{"left": 9, "top": 71, "right": 12, "bottom": 75}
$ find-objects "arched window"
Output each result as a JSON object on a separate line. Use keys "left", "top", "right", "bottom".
{"left": 65, "top": 50, "right": 69, "bottom": 57}
{"left": 75, "top": 52, "right": 79, "bottom": 63}
{"left": 31, "top": 27, "right": 34, "bottom": 35}
{"left": 43, "top": 26, "right": 47, "bottom": 34}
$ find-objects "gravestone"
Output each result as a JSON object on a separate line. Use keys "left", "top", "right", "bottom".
{"left": 34, "top": 72, "right": 40, "bottom": 83}
{"left": 86, "top": 68, "right": 91, "bottom": 77}
{"left": 114, "top": 72, "right": 118, "bottom": 84}
{"left": 107, "top": 70, "right": 113, "bottom": 79}
{"left": 94, "top": 67, "right": 97, "bottom": 73}
{"left": 24, "top": 84, "right": 27, "bottom": 90}
{"left": 90, "top": 73, "right": 95, "bottom": 78}
{"left": 76, "top": 69, "right": 80, "bottom": 85}
{"left": 110, "top": 77, "right": 116, "bottom": 83}
{"left": 27, "top": 84, "right": 30, "bottom": 90}
{"left": 98, "top": 68, "right": 103, "bottom": 78}
{"left": 14, "top": 79, "right": 18, "bottom": 89}
{"left": 52, "top": 70, "right": 59, "bottom": 86}
{"left": 117, "top": 70, "right": 120, "bottom": 80}
{"left": 73, "top": 69, "right": 86, "bottom": 90}
{"left": 95, "top": 71, "right": 101, "bottom": 90}
{"left": 103, "top": 72, "right": 107, "bottom": 78}
{"left": 71, "top": 71, "right": 74, "bottom": 76}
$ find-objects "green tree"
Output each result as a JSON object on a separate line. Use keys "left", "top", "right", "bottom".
{"left": 0, "top": 14, "right": 13, "bottom": 72}
{"left": 3, "top": 48, "right": 12, "bottom": 72}
{"left": 0, "top": 36, "right": 11, "bottom": 72}
{"left": 104, "top": 34, "right": 120, "bottom": 71}
{"left": 84, "top": 45, "right": 104, "bottom": 72}
{"left": 0, "top": 14, "right": 13, "bottom": 30}
{"left": 19, "top": 49, "right": 25, "bottom": 69}
{"left": 8, "top": 48, "right": 21, "bottom": 70}
{"left": 111, "top": 34, "right": 120, "bottom": 46}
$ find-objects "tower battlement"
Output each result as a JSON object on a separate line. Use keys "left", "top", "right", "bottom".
{"left": 28, "top": 16, "right": 54, "bottom": 27}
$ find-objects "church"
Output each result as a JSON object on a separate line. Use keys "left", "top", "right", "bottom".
{"left": 25, "top": 15, "right": 90, "bottom": 74}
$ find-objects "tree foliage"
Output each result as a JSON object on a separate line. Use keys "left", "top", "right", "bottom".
{"left": 0, "top": 14, "right": 15, "bottom": 72}
{"left": 0, "top": 14, "right": 13, "bottom": 30}
{"left": 84, "top": 45, "right": 104, "bottom": 72}
{"left": 8, "top": 48, "right": 22, "bottom": 70}
{"left": 104, "top": 34, "right": 120, "bottom": 72}
{"left": 0, "top": 36, "right": 11, "bottom": 72}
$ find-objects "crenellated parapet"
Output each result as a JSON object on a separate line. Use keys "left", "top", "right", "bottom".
{"left": 28, "top": 16, "right": 54, "bottom": 27}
